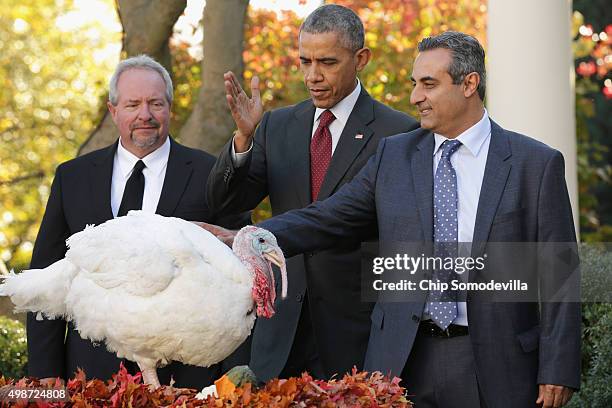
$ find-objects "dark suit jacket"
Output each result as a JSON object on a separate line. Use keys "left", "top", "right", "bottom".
{"left": 258, "top": 120, "right": 581, "bottom": 407}
{"left": 27, "top": 138, "right": 248, "bottom": 389}
{"left": 206, "top": 88, "right": 418, "bottom": 380}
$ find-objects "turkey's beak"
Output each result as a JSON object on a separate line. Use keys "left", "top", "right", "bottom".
{"left": 263, "top": 250, "right": 283, "bottom": 268}
{"left": 263, "top": 248, "right": 287, "bottom": 300}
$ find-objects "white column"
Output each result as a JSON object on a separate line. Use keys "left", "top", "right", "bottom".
{"left": 487, "top": 0, "right": 579, "bottom": 233}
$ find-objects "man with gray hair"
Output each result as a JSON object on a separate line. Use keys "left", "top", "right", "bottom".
{"left": 207, "top": 4, "right": 418, "bottom": 381}
{"left": 27, "top": 54, "right": 247, "bottom": 387}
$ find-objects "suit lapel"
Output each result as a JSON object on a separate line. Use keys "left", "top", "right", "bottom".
{"left": 472, "top": 120, "right": 512, "bottom": 250}
{"left": 90, "top": 142, "right": 116, "bottom": 223}
{"left": 287, "top": 102, "right": 316, "bottom": 207}
{"left": 412, "top": 134, "right": 435, "bottom": 241}
{"left": 318, "top": 90, "right": 375, "bottom": 200}
{"left": 156, "top": 138, "right": 194, "bottom": 216}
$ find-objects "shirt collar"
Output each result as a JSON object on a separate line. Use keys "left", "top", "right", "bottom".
{"left": 314, "top": 78, "right": 362, "bottom": 127}
{"left": 116, "top": 136, "right": 171, "bottom": 178}
{"left": 433, "top": 109, "right": 491, "bottom": 157}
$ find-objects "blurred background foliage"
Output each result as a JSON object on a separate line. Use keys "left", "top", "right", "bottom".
{"left": 0, "top": 315, "right": 27, "bottom": 378}
{"left": 0, "top": 0, "right": 119, "bottom": 271}
{"left": 572, "top": 5, "right": 612, "bottom": 242}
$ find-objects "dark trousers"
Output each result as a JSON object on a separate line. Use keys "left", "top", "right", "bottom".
{"left": 279, "top": 294, "right": 325, "bottom": 379}
{"left": 401, "top": 331, "right": 485, "bottom": 408}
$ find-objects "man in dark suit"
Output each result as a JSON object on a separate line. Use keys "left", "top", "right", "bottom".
{"left": 227, "top": 32, "right": 579, "bottom": 407}
{"left": 206, "top": 4, "right": 418, "bottom": 381}
{"left": 27, "top": 55, "right": 246, "bottom": 388}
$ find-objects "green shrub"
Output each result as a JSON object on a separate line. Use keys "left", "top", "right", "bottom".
{"left": 566, "top": 245, "right": 612, "bottom": 407}
{"left": 0, "top": 316, "right": 27, "bottom": 379}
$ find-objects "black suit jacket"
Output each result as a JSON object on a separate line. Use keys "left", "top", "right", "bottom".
{"left": 206, "top": 89, "right": 418, "bottom": 380}
{"left": 27, "top": 138, "right": 248, "bottom": 389}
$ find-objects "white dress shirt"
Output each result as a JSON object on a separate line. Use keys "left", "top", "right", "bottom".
{"left": 111, "top": 137, "right": 171, "bottom": 217}
{"left": 426, "top": 109, "right": 491, "bottom": 326}
{"left": 231, "top": 80, "right": 362, "bottom": 166}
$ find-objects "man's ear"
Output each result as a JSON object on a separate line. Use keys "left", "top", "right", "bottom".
{"left": 463, "top": 72, "right": 480, "bottom": 98}
{"left": 355, "top": 47, "right": 372, "bottom": 72}
{"left": 107, "top": 101, "right": 117, "bottom": 122}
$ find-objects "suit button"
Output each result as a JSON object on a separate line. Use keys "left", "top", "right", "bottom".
{"left": 296, "top": 294, "right": 303, "bottom": 302}
{"left": 412, "top": 314, "right": 420, "bottom": 323}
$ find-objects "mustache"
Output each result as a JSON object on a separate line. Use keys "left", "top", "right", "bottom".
{"left": 130, "top": 119, "right": 161, "bottom": 130}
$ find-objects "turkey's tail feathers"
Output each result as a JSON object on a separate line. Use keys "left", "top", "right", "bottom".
{"left": 0, "top": 258, "right": 78, "bottom": 319}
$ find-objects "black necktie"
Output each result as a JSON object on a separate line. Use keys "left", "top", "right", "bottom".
{"left": 117, "top": 160, "right": 146, "bottom": 217}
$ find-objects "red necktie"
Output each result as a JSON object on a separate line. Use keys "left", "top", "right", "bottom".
{"left": 310, "top": 109, "right": 335, "bottom": 201}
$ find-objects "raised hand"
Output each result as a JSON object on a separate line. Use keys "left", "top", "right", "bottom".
{"left": 224, "top": 71, "right": 262, "bottom": 153}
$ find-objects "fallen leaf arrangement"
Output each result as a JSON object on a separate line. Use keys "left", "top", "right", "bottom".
{"left": 0, "top": 365, "right": 412, "bottom": 407}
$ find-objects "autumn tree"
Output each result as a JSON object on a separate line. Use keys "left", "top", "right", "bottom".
{"left": 179, "top": 0, "right": 249, "bottom": 153}
{"left": 0, "top": 0, "right": 118, "bottom": 270}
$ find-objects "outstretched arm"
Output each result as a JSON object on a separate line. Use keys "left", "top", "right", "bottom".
{"left": 202, "top": 139, "right": 390, "bottom": 256}
{"left": 257, "top": 139, "right": 389, "bottom": 257}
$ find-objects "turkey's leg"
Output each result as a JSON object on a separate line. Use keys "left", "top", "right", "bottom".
{"left": 138, "top": 362, "right": 161, "bottom": 388}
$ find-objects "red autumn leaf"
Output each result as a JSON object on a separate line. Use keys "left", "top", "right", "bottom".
{"left": 2, "top": 365, "right": 411, "bottom": 407}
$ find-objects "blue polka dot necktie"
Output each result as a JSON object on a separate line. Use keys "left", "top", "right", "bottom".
{"left": 428, "top": 139, "right": 462, "bottom": 330}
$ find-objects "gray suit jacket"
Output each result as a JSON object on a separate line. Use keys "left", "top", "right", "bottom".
{"left": 207, "top": 88, "right": 418, "bottom": 380}
{"left": 259, "top": 120, "right": 581, "bottom": 407}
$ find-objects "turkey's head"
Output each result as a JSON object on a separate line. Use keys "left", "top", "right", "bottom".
{"left": 233, "top": 226, "right": 287, "bottom": 318}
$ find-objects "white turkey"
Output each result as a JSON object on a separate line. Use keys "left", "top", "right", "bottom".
{"left": 0, "top": 211, "right": 287, "bottom": 388}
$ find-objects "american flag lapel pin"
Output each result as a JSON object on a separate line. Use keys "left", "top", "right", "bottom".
{"left": 355, "top": 133, "right": 364, "bottom": 139}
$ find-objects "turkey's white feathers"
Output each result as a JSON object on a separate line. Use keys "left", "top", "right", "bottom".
{"left": 0, "top": 259, "right": 77, "bottom": 318}
{"left": 2, "top": 211, "right": 256, "bottom": 369}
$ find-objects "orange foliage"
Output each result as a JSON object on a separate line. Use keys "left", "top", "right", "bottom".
{"left": 0, "top": 366, "right": 411, "bottom": 407}
{"left": 243, "top": 8, "right": 308, "bottom": 111}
